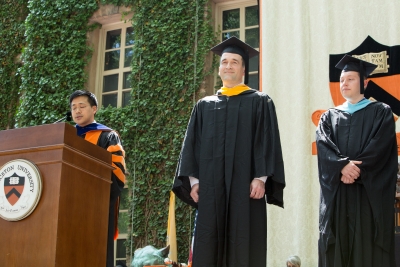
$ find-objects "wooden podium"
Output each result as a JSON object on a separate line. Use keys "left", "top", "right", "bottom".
{"left": 0, "top": 123, "right": 114, "bottom": 266}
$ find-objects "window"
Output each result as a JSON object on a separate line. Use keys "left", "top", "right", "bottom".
{"left": 88, "top": 8, "right": 132, "bottom": 265}
{"left": 97, "top": 22, "right": 134, "bottom": 108}
{"left": 216, "top": 1, "right": 259, "bottom": 90}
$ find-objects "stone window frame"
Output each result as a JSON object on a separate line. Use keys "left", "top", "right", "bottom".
{"left": 86, "top": 6, "right": 132, "bottom": 265}
{"left": 87, "top": 5, "right": 133, "bottom": 109}
{"left": 214, "top": 0, "right": 259, "bottom": 90}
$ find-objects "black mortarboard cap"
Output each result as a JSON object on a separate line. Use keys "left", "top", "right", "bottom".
{"left": 335, "top": 54, "right": 377, "bottom": 94}
{"left": 210, "top": 36, "right": 259, "bottom": 85}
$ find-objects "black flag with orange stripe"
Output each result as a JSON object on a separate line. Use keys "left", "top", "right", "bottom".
{"left": 329, "top": 35, "right": 400, "bottom": 115}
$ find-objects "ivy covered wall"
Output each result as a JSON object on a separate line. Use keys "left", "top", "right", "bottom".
{"left": 0, "top": 0, "right": 27, "bottom": 129}
{"left": 126, "top": 0, "right": 216, "bottom": 261}
{"left": 1, "top": 0, "right": 216, "bottom": 263}
{"left": 16, "top": 0, "right": 99, "bottom": 127}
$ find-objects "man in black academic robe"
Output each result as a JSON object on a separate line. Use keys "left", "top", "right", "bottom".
{"left": 316, "top": 55, "right": 398, "bottom": 267}
{"left": 70, "top": 90, "right": 126, "bottom": 267}
{"left": 173, "top": 37, "right": 285, "bottom": 267}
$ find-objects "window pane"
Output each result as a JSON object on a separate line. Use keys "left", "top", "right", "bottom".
{"left": 118, "top": 212, "right": 129, "bottom": 234}
{"left": 122, "top": 91, "right": 131, "bottom": 107}
{"left": 125, "top": 27, "right": 134, "bottom": 46}
{"left": 222, "top": 8, "right": 240, "bottom": 30}
{"left": 120, "top": 187, "right": 129, "bottom": 210}
{"left": 245, "top": 28, "right": 259, "bottom": 48}
{"left": 123, "top": 72, "right": 131, "bottom": 89}
{"left": 248, "top": 73, "right": 258, "bottom": 90}
{"left": 222, "top": 31, "right": 240, "bottom": 41}
{"left": 102, "top": 93, "right": 117, "bottom": 108}
{"left": 105, "top": 29, "right": 121, "bottom": 50}
{"left": 249, "top": 55, "right": 259, "bottom": 72}
{"left": 104, "top": 50, "right": 120, "bottom": 71}
{"left": 116, "top": 260, "right": 127, "bottom": 266}
{"left": 124, "top": 48, "right": 133, "bottom": 68}
{"left": 116, "top": 239, "right": 126, "bottom": 258}
{"left": 245, "top": 6, "right": 259, "bottom": 27}
{"left": 103, "top": 74, "right": 118, "bottom": 92}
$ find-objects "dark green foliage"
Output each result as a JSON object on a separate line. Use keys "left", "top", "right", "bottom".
{"left": 0, "top": 0, "right": 28, "bottom": 129}
{"left": 16, "top": 0, "right": 99, "bottom": 127}
{"left": 99, "top": 0, "right": 133, "bottom": 6}
{"left": 124, "top": 0, "right": 217, "bottom": 262}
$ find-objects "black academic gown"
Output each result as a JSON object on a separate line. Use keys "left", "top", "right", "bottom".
{"left": 316, "top": 101, "right": 397, "bottom": 267}
{"left": 98, "top": 131, "right": 126, "bottom": 267}
{"left": 81, "top": 130, "right": 126, "bottom": 267}
{"left": 172, "top": 90, "right": 285, "bottom": 267}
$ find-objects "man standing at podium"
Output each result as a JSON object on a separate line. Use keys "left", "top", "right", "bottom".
{"left": 69, "top": 90, "right": 126, "bottom": 267}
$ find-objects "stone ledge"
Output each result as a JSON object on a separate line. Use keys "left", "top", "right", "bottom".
{"left": 89, "top": 4, "right": 132, "bottom": 25}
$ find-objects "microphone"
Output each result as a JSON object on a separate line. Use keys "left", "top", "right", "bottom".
{"left": 53, "top": 111, "right": 72, "bottom": 123}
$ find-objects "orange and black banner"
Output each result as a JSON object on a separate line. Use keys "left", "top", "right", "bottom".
{"left": 329, "top": 35, "right": 400, "bottom": 116}
{"left": 312, "top": 36, "right": 400, "bottom": 155}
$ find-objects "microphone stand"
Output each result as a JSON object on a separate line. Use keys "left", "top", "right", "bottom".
{"left": 53, "top": 111, "right": 72, "bottom": 123}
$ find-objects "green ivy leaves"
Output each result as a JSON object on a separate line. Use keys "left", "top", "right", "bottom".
{"left": 16, "top": 0, "right": 98, "bottom": 127}
{"left": 0, "top": 0, "right": 27, "bottom": 129}
{"left": 127, "top": 0, "right": 216, "bottom": 262}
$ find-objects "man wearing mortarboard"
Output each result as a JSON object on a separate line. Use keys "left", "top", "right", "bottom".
{"left": 316, "top": 55, "right": 398, "bottom": 267}
{"left": 172, "top": 36, "right": 285, "bottom": 266}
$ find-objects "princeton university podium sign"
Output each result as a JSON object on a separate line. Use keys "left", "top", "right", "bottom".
{"left": 0, "top": 159, "right": 42, "bottom": 221}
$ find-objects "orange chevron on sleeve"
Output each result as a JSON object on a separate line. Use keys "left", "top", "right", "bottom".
{"left": 84, "top": 130, "right": 102, "bottom": 145}
{"left": 112, "top": 154, "right": 126, "bottom": 169}
{"left": 107, "top": 144, "right": 125, "bottom": 157}
{"left": 112, "top": 162, "right": 125, "bottom": 183}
